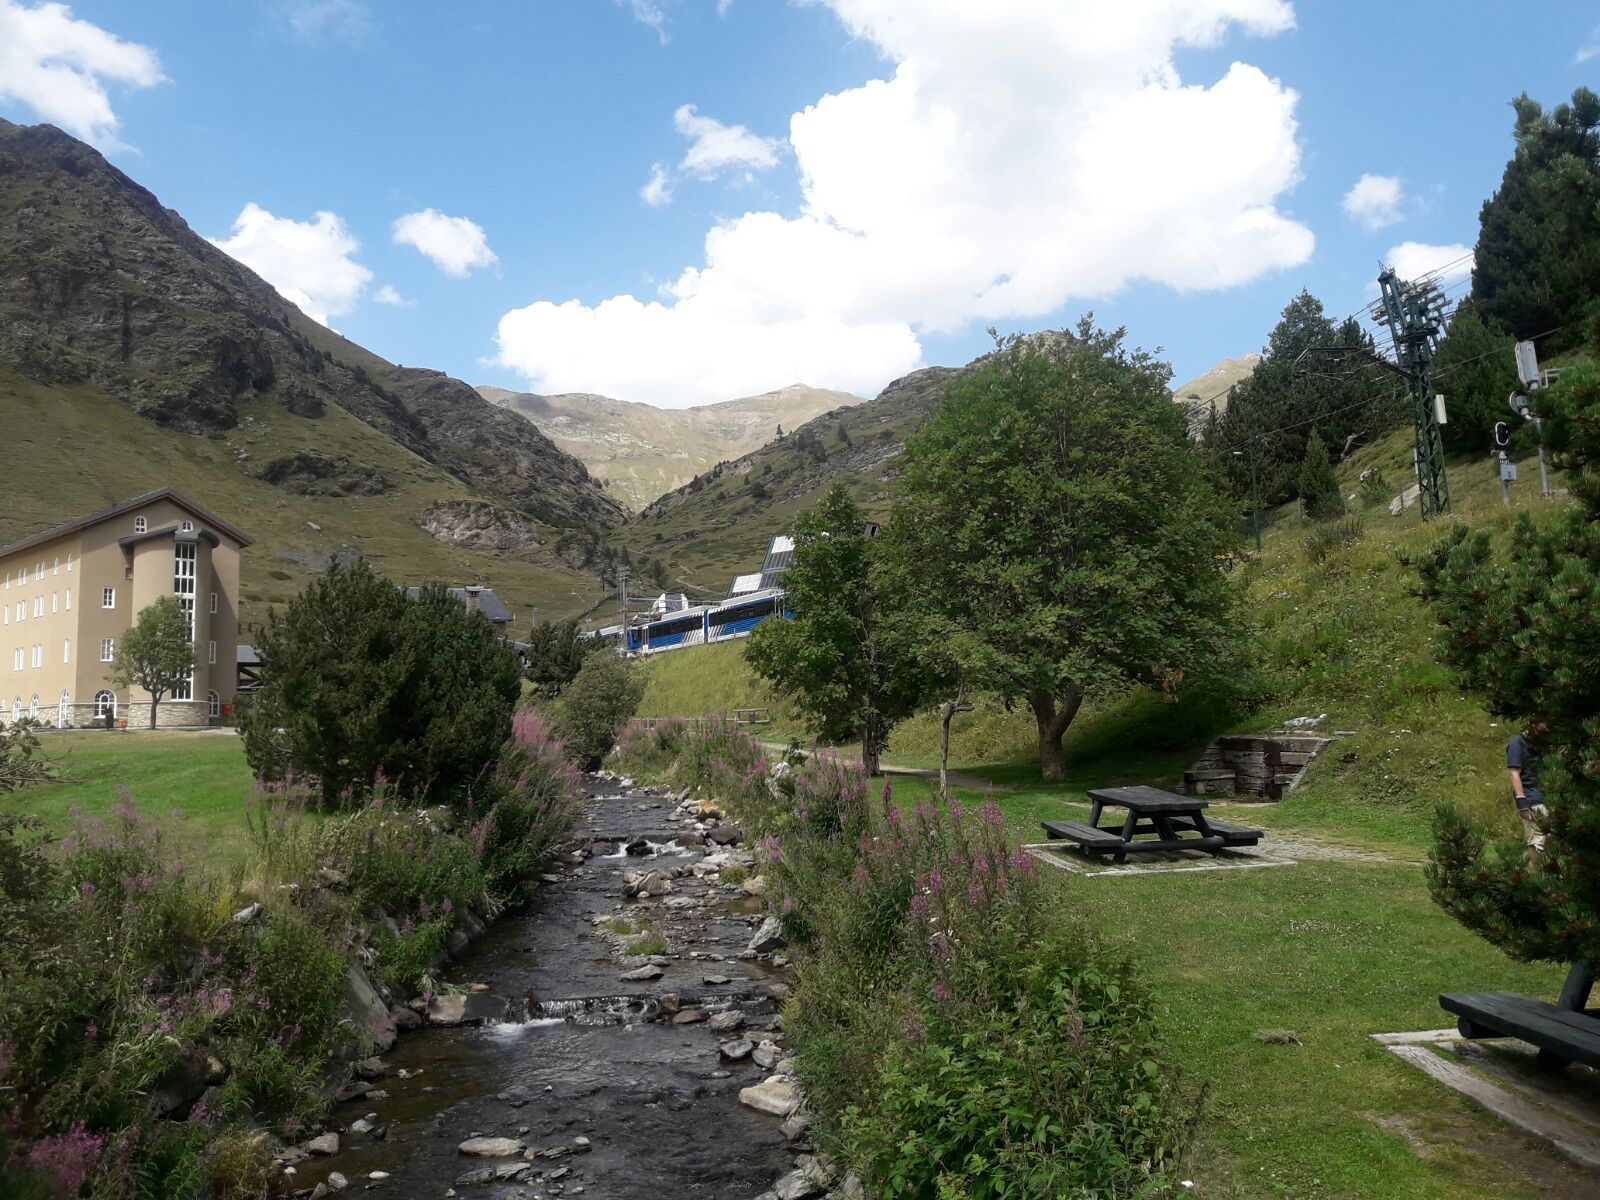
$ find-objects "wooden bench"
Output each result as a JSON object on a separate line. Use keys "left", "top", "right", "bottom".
{"left": 1170, "top": 815, "right": 1263, "bottom": 847}
{"left": 1441, "top": 962, "right": 1600, "bottom": 1070}
{"left": 1041, "top": 819, "right": 1124, "bottom": 853}
{"left": 1041, "top": 819, "right": 1225, "bottom": 862}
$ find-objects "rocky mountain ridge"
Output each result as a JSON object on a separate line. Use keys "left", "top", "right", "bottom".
{"left": 0, "top": 117, "right": 623, "bottom": 533}
{"left": 479, "top": 383, "right": 865, "bottom": 511}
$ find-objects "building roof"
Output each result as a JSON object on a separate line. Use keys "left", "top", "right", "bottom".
{"left": 403, "top": 585, "right": 514, "bottom": 624}
{"left": 237, "top": 644, "right": 261, "bottom": 666}
{"left": 728, "top": 572, "right": 763, "bottom": 596}
{"left": 0, "top": 488, "right": 254, "bottom": 560}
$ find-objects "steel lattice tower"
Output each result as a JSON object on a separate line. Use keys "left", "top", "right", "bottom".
{"left": 1373, "top": 268, "right": 1451, "bottom": 517}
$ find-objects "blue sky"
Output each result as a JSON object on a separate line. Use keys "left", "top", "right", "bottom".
{"left": 2, "top": 1, "right": 1597, "bottom": 407}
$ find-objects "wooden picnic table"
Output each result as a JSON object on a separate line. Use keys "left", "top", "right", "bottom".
{"left": 1042, "top": 784, "right": 1262, "bottom": 862}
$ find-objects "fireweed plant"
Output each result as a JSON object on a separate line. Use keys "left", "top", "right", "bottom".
{"left": 0, "top": 711, "right": 579, "bottom": 1199}
{"left": 614, "top": 724, "right": 1199, "bottom": 1198}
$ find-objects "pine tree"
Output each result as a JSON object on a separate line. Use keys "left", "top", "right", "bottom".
{"left": 1472, "top": 88, "right": 1600, "bottom": 353}
{"left": 1298, "top": 430, "right": 1343, "bottom": 520}
{"left": 1418, "top": 344, "right": 1600, "bottom": 965}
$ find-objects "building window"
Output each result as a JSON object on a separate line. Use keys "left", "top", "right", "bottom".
{"left": 14, "top": 601, "right": 23, "bottom": 622}
{"left": 134, "top": 516, "right": 146, "bottom": 534}
{"left": 208, "top": 640, "right": 217, "bottom": 665}
{"left": 102, "top": 587, "right": 116, "bottom": 609}
{"left": 9, "top": 698, "right": 18, "bottom": 724}
{"left": 207, "top": 690, "right": 220, "bottom": 719}
{"left": 181, "top": 521, "right": 194, "bottom": 533}
{"left": 10, "top": 649, "right": 20, "bottom": 671}
{"left": 174, "top": 542, "right": 196, "bottom": 597}
{"left": 210, "top": 592, "right": 218, "bottom": 614}
{"left": 29, "top": 695, "right": 38, "bottom": 719}
{"left": 100, "top": 638, "right": 114, "bottom": 662}
{"left": 63, "top": 640, "right": 70, "bottom": 664}
{"left": 32, "top": 597, "right": 42, "bottom": 618}
{"left": 52, "top": 557, "right": 58, "bottom": 575}
{"left": 29, "top": 645, "right": 40, "bottom": 669}
{"left": 50, "top": 592, "right": 57, "bottom": 614}
{"left": 93, "top": 690, "right": 116, "bottom": 719}
{"left": 66, "top": 553, "right": 72, "bottom": 572}
{"left": 58, "top": 691, "right": 69, "bottom": 727}
{"left": 65, "top": 588, "right": 71, "bottom": 611}
{"left": 19, "top": 567, "right": 27, "bottom": 585}
{"left": 172, "top": 676, "right": 192, "bottom": 702}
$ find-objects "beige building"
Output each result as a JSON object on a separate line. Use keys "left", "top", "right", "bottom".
{"left": 0, "top": 490, "right": 251, "bottom": 729}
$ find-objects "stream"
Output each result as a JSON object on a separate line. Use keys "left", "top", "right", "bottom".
{"left": 282, "top": 777, "right": 817, "bottom": 1199}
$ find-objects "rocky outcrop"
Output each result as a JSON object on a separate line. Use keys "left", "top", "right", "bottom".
{"left": 417, "top": 499, "right": 542, "bottom": 551}
{"left": 257, "top": 452, "right": 388, "bottom": 497}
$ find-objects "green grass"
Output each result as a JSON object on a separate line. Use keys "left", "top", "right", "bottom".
{"left": 636, "top": 640, "right": 803, "bottom": 731}
{"left": 2, "top": 730, "right": 259, "bottom": 865}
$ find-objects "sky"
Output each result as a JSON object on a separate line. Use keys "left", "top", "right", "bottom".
{"left": 1, "top": 1, "right": 1597, "bottom": 409}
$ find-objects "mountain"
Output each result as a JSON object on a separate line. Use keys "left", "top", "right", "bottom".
{"left": 1171, "top": 354, "right": 1262, "bottom": 432}
{"left": 479, "top": 383, "right": 865, "bottom": 511}
{"left": 613, "top": 365, "right": 964, "bottom": 595}
{"left": 0, "top": 117, "right": 624, "bottom": 628}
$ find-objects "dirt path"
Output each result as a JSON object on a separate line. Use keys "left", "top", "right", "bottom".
{"left": 283, "top": 778, "right": 830, "bottom": 1199}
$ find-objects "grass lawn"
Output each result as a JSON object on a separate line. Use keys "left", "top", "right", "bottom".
{"left": 2, "top": 729, "right": 260, "bottom": 867}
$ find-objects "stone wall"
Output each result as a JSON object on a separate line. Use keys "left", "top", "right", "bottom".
{"left": 1183, "top": 733, "right": 1335, "bottom": 800}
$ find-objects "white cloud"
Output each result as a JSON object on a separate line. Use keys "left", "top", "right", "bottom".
{"left": 1578, "top": 26, "right": 1599, "bottom": 64}
{"left": 280, "top": 0, "right": 369, "bottom": 43}
{"left": 0, "top": 0, "right": 165, "bottom": 148}
{"left": 496, "top": 0, "right": 1312, "bottom": 408}
{"left": 641, "top": 163, "right": 675, "bottom": 207}
{"left": 1385, "top": 241, "right": 1474, "bottom": 285}
{"left": 373, "top": 284, "right": 412, "bottom": 307}
{"left": 674, "top": 104, "right": 783, "bottom": 178}
{"left": 391, "top": 209, "right": 498, "bottom": 277}
{"left": 210, "top": 203, "right": 372, "bottom": 325}
{"left": 1342, "top": 173, "right": 1404, "bottom": 230}
{"left": 620, "top": 0, "right": 668, "bottom": 43}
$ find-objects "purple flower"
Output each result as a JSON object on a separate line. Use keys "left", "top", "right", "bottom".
{"left": 932, "top": 979, "right": 952, "bottom": 1002}
{"left": 441, "top": 897, "right": 454, "bottom": 915}
{"left": 79, "top": 881, "right": 96, "bottom": 897}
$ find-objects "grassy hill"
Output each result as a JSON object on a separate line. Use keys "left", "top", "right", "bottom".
{"left": 0, "top": 368, "right": 606, "bottom": 635}
{"left": 1172, "top": 352, "right": 1263, "bottom": 432}
{"left": 480, "top": 383, "right": 865, "bottom": 512}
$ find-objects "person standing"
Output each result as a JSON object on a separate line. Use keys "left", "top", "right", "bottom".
{"left": 1507, "top": 722, "right": 1550, "bottom": 856}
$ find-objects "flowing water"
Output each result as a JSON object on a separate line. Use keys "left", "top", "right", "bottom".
{"left": 286, "top": 780, "right": 801, "bottom": 1199}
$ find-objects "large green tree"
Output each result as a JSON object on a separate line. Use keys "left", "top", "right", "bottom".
{"left": 1471, "top": 88, "right": 1600, "bottom": 353}
{"left": 745, "top": 485, "right": 925, "bottom": 774}
{"left": 885, "top": 324, "right": 1236, "bottom": 781}
{"left": 241, "top": 562, "right": 520, "bottom": 805}
{"left": 111, "top": 596, "right": 197, "bottom": 729}
{"left": 1419, "top": 353, "right": 1600, "bottom": 965}
{"left": 522, "top": 618, "right": 606, "bottom": 700}
{"left": 551, "top": 650, "right": 645, "bottom": 770}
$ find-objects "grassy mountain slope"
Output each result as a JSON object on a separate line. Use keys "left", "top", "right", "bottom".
{"left": 0, "top": 368, "right": 606, "bottom": 633}
{"left": 479, "top": 383, "right": 864, "bottom": 511}
{"left": 614, "top": 366, "right": 962, "bottom": 594}
{"left": 0, "top": 117, "right": 623, "bottom": 627}
{"left": 1172, "top": 352, "right": 1263, "bottom": 432}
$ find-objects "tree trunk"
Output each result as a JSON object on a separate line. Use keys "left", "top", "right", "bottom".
{"left": 1029, "top": 687, "right": 1083, "bottom": 783}
{"left": 938, "top": 692, "right": 973, "bottom": 804}
{"left": 861, "top": 725, "right": 882, "bottom": 777}
{"left": 148, "top": 695, "right": 159, "bottom": 729}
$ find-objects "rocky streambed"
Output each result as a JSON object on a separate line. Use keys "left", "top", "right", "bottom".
{"left": 278, "top": 776, "right": 857, "bottom": 1200}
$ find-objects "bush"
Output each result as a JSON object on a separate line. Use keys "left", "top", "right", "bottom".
{"left": 241, "top": 562, "right": 520, "bottom": 807}
{"left": 0, "top": 718, "right": 54, "bottom": 793}
{"left": 1299, "top": 431, "right": 1344, "bottom": 520}
{"left": 552, "top": 652, "right": 646, "bottom": 770}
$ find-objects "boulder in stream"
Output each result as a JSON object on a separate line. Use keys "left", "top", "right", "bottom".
{"left": 457, "top": 1136, "right": 526, "bottom": 1157}
{"left": 739, "top": 1075, "right": 800, "bottom": 1117}
{"left": 745, "top": 916, "right": 788, "bottom": 956}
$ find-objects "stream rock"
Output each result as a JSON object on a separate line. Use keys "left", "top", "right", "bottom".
{"left": 739, "top": 1076, "right": 800, "bottom": 1117}
{"left": 708, "top": 1010, "right": 746, "bottom": 1033}
{"left": 457, "top": 1136, "right": 526, "bottom": 1157}
{"left": 621, "top": 964, "right": 664, "bottom": 981}
{"left": 624, "top": 868, "right": 673, "bottom": 897}
{"left": 305, "top": 1133, "right": 340, "bottom": 1156}
{"left": 746, "top": 917, "right": 788, "bottom": 956}
{"left": 720, "top": 1039, "right": 754, "bottom": 1061}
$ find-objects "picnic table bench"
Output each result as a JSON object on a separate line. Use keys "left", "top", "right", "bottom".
{"left": 1041, "top": 785, "right": 1263, "bottom": 862}
{"left": 1441, "top": 961, "right": 1600, "bottom": 1070}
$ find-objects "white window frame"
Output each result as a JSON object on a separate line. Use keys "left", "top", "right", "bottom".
{"left": 58, "top": 691, "right": 69, "bottom": 727}
{"left": 207, "top": 690, "right": 220, "bottom": 719}
{"left": 62, "top": 640, "right": 70, "bottom": 664}
{"left": 181, "top": 521, "right": 194, "bottom": 533}
{"left": 32, "top": 596, "right": 42, "bottom": 618}
{"left": 134, "top": 516, "right": 147, "bottom": 534}
{"left": 207, "top": 640, "right": 217, "bottom": 665}
{"left": 210, "top": 591, "right": 218, "bottom": 615}
{"left": 65, "top": 587, "right": 71, "bottom": 611}
{"left": 66, "top": 553, "right": 73, "bottom": 573}
{"left": 100, "top": 638, "right": 115, "bottom": 663}
{"left": 50, "top": 592, "right": 57, "bottom": 614}
{"left": 93, "top": 690, "right": 116, "bottom": 719}
{"left": 30, "top": 644, "right": 42, "bottom": 669}
{"left": 102, "top": 587, "right": 116, "bottom": 609}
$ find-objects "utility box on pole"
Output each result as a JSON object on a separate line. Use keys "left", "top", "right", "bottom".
{"left": 1514, "top": 340, "right": 1541, "bottom": 389}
